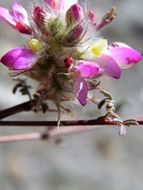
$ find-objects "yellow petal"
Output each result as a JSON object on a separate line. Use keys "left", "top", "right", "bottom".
{"left": 90, "top": 38, "right": 108, "bottom": 57}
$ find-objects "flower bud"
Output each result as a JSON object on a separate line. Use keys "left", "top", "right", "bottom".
{"left": 64, "top": 56, "right": 73, "bottom": 68}
{"left": 27, "top": 39, "right": 42, "bottom": 53}
{"left": 66, "top": 4, "right": 82, "bottom": 26}
{"left": 88, "top": 11, "right": 96, "bottom": 26}
{"left": 32, "top": 6, "right": 44, "bottom": 27}
{"left": 64, "top": 24, "right": 83, "bottom": 46}
{"left": 16, "top": 22, "right": 31, "bottom": 34}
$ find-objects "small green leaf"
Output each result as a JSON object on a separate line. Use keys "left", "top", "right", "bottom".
{"left": 100, "top": 89, "right": 113, "bottom": 100}
{"left": 123, "top": 119, "right": 139, "bottom": 126}
{"left": 98, "top": 98, "right": 108, "bottom": 109}
{"left": 12, "top": 83, "right": 23, "bottom": 94}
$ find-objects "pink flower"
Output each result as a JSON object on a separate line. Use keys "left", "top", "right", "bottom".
{"left": 73, "top": 61, "right": 100, "bottom": 105}
{"left": 73, "top": 57, "right": 121, "bottom": 104}
{"left": 0, "top": 1, "right": 31, "bottom": 34}
{"left": 72, "top": 42, "right": 142, "bottom": 105}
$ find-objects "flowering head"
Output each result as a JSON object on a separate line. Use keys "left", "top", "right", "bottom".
{"left": 0, "top": 0, "right": 142, "bottom": 108}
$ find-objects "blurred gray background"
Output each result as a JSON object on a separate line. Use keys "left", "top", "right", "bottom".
{"left": 0, "top": 0, "right": 143, "bottom": 190}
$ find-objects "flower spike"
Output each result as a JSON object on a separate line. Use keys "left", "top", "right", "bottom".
{"left": 0, "top": 0, "right": 142, "bottom": 108}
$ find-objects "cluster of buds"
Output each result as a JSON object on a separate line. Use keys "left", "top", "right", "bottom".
{"left": 0, "top": 0, "right": 142, "bottom": 108}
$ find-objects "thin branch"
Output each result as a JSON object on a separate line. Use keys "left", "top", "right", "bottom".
{"left": 0, "top": 99, "right": 35, "bottom": 120}
{"left": 0, "top": 117, "right": 117, "bottom": 127}
{"left": 0, "top": 99, "right": 143, "bottom": 143}
{"left": 0, "top": 118, "right": 143, "bottom": 127}
{"left": 0, "top": 125, "right": 103, "bottom": 143}
{"left": 0, "top": 117, "right": 142, "bottom": 143}
{"left": 0, "top": 132, "right": 41, "bottom": 143}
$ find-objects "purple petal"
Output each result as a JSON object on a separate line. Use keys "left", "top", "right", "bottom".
{"left": 12, "top": 0, "right": 29, "bottom": 24}
{"left": 75, "top": 60, "right": 101, "bottom": 78}
{"left": 73, "top": 75, "right": 88, "bottom": 106}
{"left": 1, "top": 48, "right": 36, "bottom": 70}
{"left": 109, "top": 43, "right": 142, "bottom": 69}
{"left": 12, "top": 1, "right": 31, "bottom": 34}
{"left": 0, "top": 7, "right": 16, "bottom": 28}
{"left": 96, "top": 54, "right": 121, "bottom": 79}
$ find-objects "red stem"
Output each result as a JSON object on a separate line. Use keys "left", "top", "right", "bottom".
{"left": 0, "top": 117, "right": 115, "bottom": 126}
